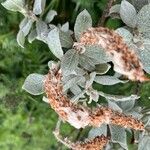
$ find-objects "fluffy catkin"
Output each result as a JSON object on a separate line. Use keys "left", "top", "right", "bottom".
{"left": 73, "top": 27, "right": 149, "bottom": 82}
{"left": 54, "top": 130, "right": 109, "bottom": 150}
{"left": 44, "top": 69, "right": 144, "bottom": 131}
{"left": 72, "top": 135, "right": 109, "bottom": 150}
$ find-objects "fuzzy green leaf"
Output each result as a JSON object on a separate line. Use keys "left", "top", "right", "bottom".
{"left": 28, "top": 29, "right": 37, "bottom": 43}
{"left": 99, "top": 91, "right": 139, "bottom": 102}
{"left": 17, "top": 30, "right": 25, "bottom": 48}
{"left": 1, "top": 0, "right": 25, "bottom": 12}
{"left": 22, "top": 73, "right": 45, "bottom": 95}
{"left": 84, "top": 45, "right": 110, "bottom": 64}
{"left": 115, "top": 27, "right": 133, "bottom": 43}
{"left": 59, "top": 30, "right": 73, "bottom": 48}
{"left": 88, "top": 124, "right": 107, "bottom": 139}
{"left": 120, "top": 0, "right": 137, "bottom": 28}
{"left": 107, "top": 100, "right": 122, "bottom": 112}
{"left": 94, "top": 75, "right": 126, "bottom": 85}
{"left": 132, "top": 0, "right": 149, "bottom": 11}
{"left": 137, "top": 4, "right": 150, "bottom": 38}
{"left": 45, "top": 10, "right": 57, "bottom": 23}
{"left": 86, "top": 88, "right": 99, "bottom": 103}
{"left": 47, "top": 28, "right": 64, "bottom": 59}
{"left": 33, "top": 0, "right": 46, "bottom": 15}
{"left": 118, "top": 100, "right": 136, "bottom": 112}
{"left": 95, "top": 63, "right": 111, "bottom": 75}
{"left": 19, "top": 18, "right": 33, "bottom": 36}
{"left": 61, "top": 22, "right": 69, "bottom": 32}
{"left": 63, "top": 75, "right": 84, "bottom": 92}
{"left": 74, "top": 9, "right": 92, "bottom": 40}
{"left": 36, "top": 20, "right": 49, "bottom": 43}
{"left": 109, "top": 125, "right": 128, "bottom": 149}
{"left": 109, "top": 4, "right": 120, "bottom": 15}
{"left": 85, "top": 72, "right": 96, "bottom": 89}
{"left": 138, "top": 135, "right": 150, "bottom": 150}
{"left": 61, "top": 49, "right": 79, "bottom": 76}
{"left": 136, "top": 42, "right": 150, "bottom": 74}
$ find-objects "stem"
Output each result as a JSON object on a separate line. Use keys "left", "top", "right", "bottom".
{"left": 98, "top": 0, "right": 115, "bottom": 26}
{"left": 134, "top": 82, "right": 141, "bottom": 96}
{"left": 53, "top": 118, "right": 73, "bottom": 149}
{"left": 75, "top": 128, "right": 83, "bottom": 141}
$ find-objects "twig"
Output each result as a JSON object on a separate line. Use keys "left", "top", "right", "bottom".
{"left": 134, "top": 82, "right": 141, "bottom": 96}
{"left": 75, "top": 128, "right": 83, "bottom": 141}
{"left": 53, "top": 118, "right": 73, "bottom": 149}
{"left": 98, "top": 0, "right": 115, "bottom": 26}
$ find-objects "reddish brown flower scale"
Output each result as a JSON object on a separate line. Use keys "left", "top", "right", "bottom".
{"left": 75, "top": 27, "right": 150, "bottom": 82}
{"left": 72, "top": 135, "right": 109, "bottom": 150}
{"left": 44, "top": 70, "right": 145, "bottom": 131}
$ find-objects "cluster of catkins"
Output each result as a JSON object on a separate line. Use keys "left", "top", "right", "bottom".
{"left": 44, "top": 27, "right": 148, "bottom": 150}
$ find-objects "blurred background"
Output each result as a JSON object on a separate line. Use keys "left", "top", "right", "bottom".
{"left": 0, "top": 0, "right": 150, "bottom": 150}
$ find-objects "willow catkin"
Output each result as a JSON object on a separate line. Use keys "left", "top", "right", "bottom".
{"left": 54, "top": 130, "right": 109, "bottom": 150}
{"left": 44, "top": 69, "right": 144, "bottom": 131}
{"left": 72, "top": 135, "right": 109, "bottom": 150}
{"left": 73, "top": 27, "right": 149, "bottom": 82}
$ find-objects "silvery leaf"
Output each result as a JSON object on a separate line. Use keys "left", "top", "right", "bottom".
{"left": 87, "top": 89, "right": 99, "bottom": 103}
{"left": 59, "top": 30, "right": 73, "bottom": 48}
{"left": 63, "top": 75, "right": 84, "bottom": 92}
{"left": 47, "top": 28, "right": 64, "bottom": 59}
{"left": 70, "top": 85, "right": 82, "bottom": 96}
{"left": 36, "top": 20, "right": 49, "bottom": 43}
{"left": 1, "top": 0, "right": 25, "bottom": 12}
{"left": 120, "top": 0, "right": 137, "bottom": 28}
{"left": 117, "top": 99, "right": 135, "bottom": 112}
{"left": 17, "top": 30, "right": 25, "bottom": 48}
{"left": 138, "top": 135, "right": 150, "bottom": 150}
{"left": 107, "top": 100, "right": 122, "bottom": 112}
{"left": 33, "top": 0, "right": 46, "bottom": 15}
{"left": 79, "top": 54, "right": 96, "bottom": 71}
{"left": 85, "top": 72, "right": 96, "bottom": 89}
{"left": 95, "top": 63, "right": 111, "bottom": 75}
{"left": 22, "top": 73, "right": 45, "bottom": 95}
{"left": 132, "top": 0, "right": 149, "bottom": 11}
{"left": 136, "top": 42, "right": 150, "bottom": 73}
{"left": 61, "top": 49, "right": 79, "bottom": 76}
{"left": 115, "top": 27, "right": 133, "bottom": 43}
{"left": 48, "top": 61, "right": 59, "bottom": 70}
{"left": 137, "top": 4, "right": 150, "bottom": 38}
{"left": 98, "top": 91, "right": 139, "bottom": 102}
{"left": 28, "top": 29, "right": 37, "bottom": 43}
{"left": 94, "top": 75, "right": 127, "bottom": 85}
{"left": 74, "top": 9, "right": 92, "bottom": 40}
{"left": 61, "top": 22, "right": 69, "bottom": 32}
{"left": 19, "top": 18, "right": 33, "bottom": 36}
{"left": 84, "top": 45, "right": 110, "bottom": 64}
{"left": 71, "top": 90, "right": 86, "bottom": 102}
{"left": 45, "top": 10, "right": 57, "bottom": 23}
{"left": 88, "top": 124, "right": 107, "bottom": 139}
{"left": 109, "top": 125, "right": 128, "bottom": 150}
{"left": 109, "top": 4, "right": 121, "bottom": 15}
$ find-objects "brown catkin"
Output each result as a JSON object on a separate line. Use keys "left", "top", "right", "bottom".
{"left": 44, "top": 69, "right": 144, "bottom": 131}
{"left": 72, "top": 135, "right": 109, "bottom": 150}
{"left": 74, "top": 27, "right": 150, "bottom": 82}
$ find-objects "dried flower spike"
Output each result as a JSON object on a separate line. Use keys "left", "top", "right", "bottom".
{"left": 72, "top": 135, "right": 109, "bottom": 150}
{"left": 44, "top": 69, "right": 144, "bottom": 131}
{"left": 74, "top": 27, "right": 150, "bottom": 82}
{"left": 53, "top": 129, "right": 109, "bottom": 150}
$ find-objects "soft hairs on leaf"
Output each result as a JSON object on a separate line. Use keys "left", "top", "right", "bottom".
{"left": 22, "top": 73, "right": 45, "bottom": 95}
